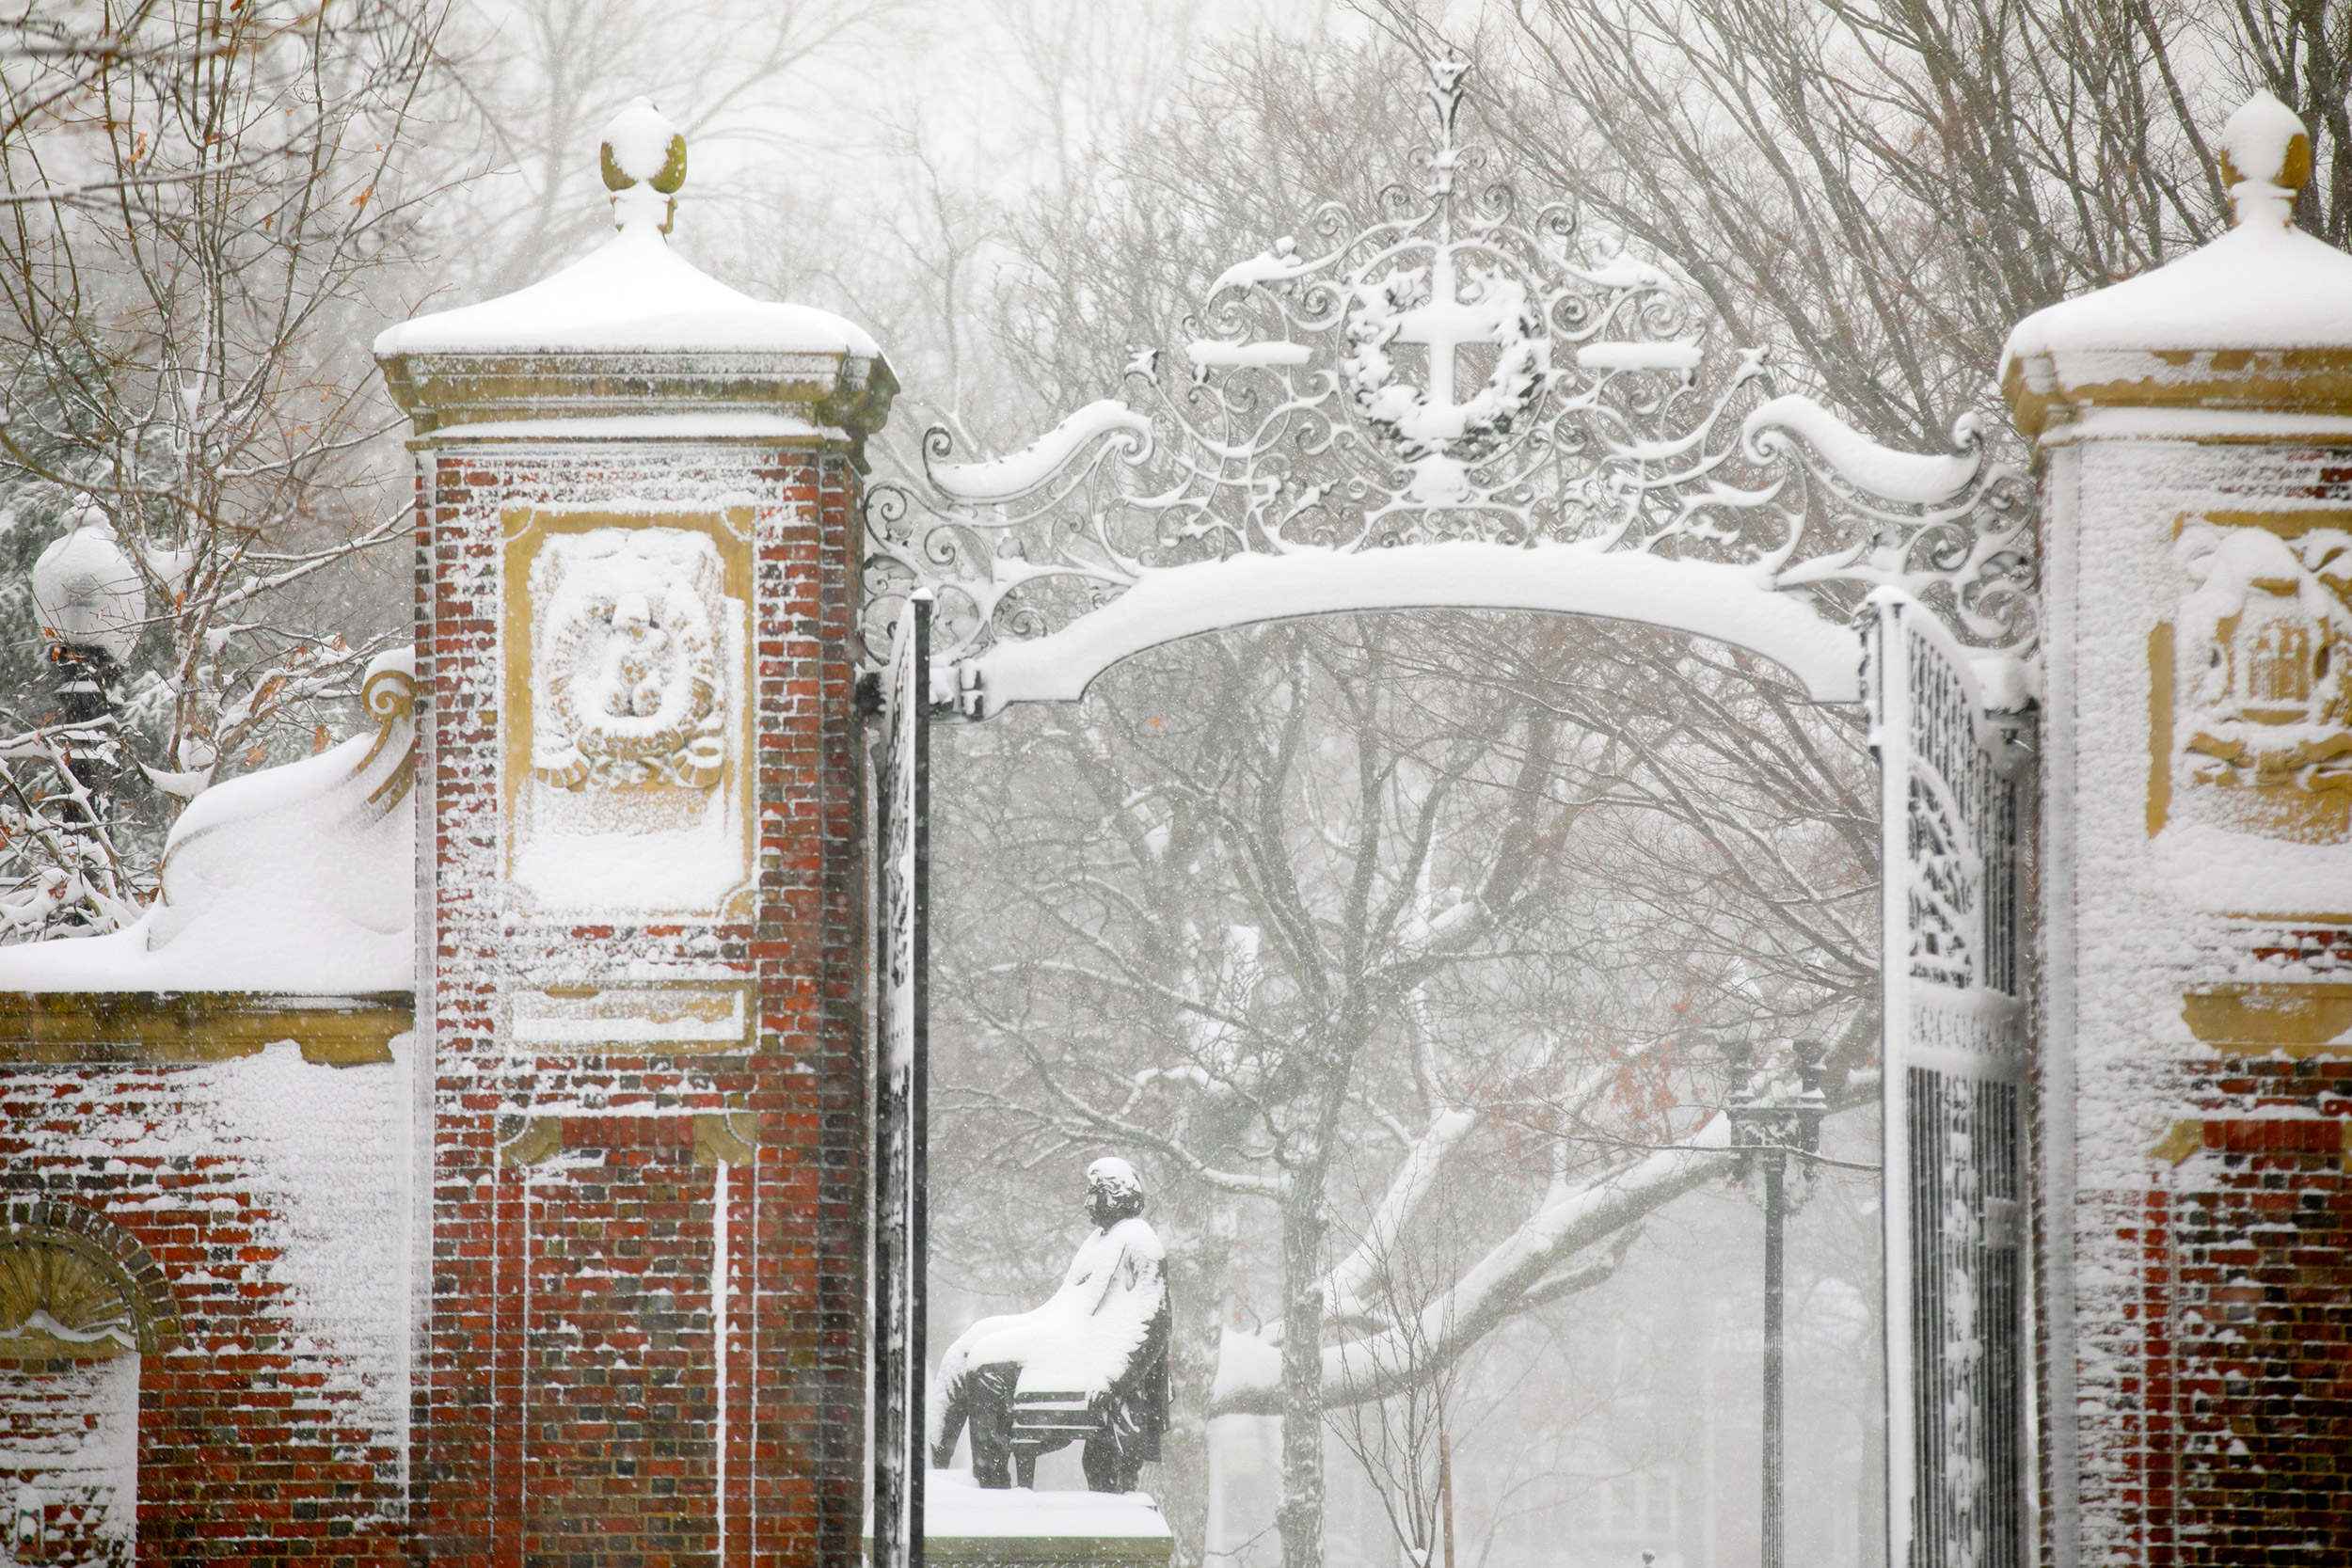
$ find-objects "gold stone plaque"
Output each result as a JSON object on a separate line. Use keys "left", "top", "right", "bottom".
{"left": 509, "top": 980, "right": 753, "bottom": 1053}
{"left": 502, "top": 506, "right": 755, "bottom": 919}
{"left": 2153, "top": 510, "right": 2352, "bottom": 846}
{"left": 2183, "top": 982, "right": 2352, "bottom": 1056}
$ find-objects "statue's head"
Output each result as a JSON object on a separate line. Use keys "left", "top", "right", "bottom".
{"left": 1086, "top": 1157, "right": 1147, "bottom": 1229}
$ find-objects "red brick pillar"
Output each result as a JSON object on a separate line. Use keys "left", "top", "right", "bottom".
{"left": 2003, "top": 93, "right": 2352, "bottom": 1564}
{"left": 376, "top": 101, "right": 892, "bottom": 1567}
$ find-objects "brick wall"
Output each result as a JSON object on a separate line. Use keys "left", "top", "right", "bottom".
{"left": 2024, "top": 412, "right": 2352, "bottom": 1566}
{"left": 416, "top": 439, "right": 867, "bottom": 1567}
{"left": 0, "top": 1046, "right": 415, "bottom": 1566}
{"left": 2151, "top": 1059, "right": 2351, "bottom": 1565}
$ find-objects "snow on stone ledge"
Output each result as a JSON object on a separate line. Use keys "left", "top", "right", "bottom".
{"left": 373, "top": 215, "right": 879, "bottom": 360}
{"left": 2002, "top": 217, "right": 2352, "bottom": 364}
{"left": 0, "top": 649, "right": 417, "bottom": 994}
{"left": 921, "top": 1469, "right": 1173, "bottom": 1542}
{"left": 413, "top": 413, "right": 832, "bottom": 444}
{"left": 2004, "top": 94, "right": 2352, "bottom": 368}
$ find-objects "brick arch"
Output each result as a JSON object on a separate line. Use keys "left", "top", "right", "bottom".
{"left": 0, "top": 1197, "right": 180, "bottom": 1359}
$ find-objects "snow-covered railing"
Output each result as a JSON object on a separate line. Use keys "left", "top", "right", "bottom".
{"left": 862, "top": 58, "right": 2035, "bottom": 717}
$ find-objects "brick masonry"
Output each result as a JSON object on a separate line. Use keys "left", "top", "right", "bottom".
{"left": 0, "top": 1048, "right": 415, "bottom": 1565}
{"left": 415, "top": 438, "right": 868, "bottom": 1567}
{"left": 0, "top": 432, "right": 872, "bottom": 1568}
{"left": 2071, "top": 1055, "right": 2352, "bottom": 1566}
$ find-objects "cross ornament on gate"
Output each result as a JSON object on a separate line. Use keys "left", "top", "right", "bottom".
{"left": 1345, "top": 241, "right": 1547, "bottom": 484}
{"left": 1390, "top": 245, "right": 1524, "bottom": 431}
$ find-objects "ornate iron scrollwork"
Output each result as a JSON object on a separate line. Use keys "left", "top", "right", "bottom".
{"left": 862, "top": 57, "right": 2035, "bottom": 700}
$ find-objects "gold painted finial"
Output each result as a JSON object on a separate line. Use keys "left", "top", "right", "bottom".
{"left": 2217, "top": 91, "right": 2311, "bottom": 228}
{"left": 599, "top": 97, "right": 687, "bottom": 235}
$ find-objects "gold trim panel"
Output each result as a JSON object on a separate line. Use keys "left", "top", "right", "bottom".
{"left": 0, "top": 992, "right": 412, "bottom": 1067}
{"left": 2183, "top": 983, "right": 2352, "bottom": 1055}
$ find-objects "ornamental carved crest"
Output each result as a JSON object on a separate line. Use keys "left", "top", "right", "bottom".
{"left": 530, "top": 528, "right": 730, "bottom": 794}
{"left": 2175, "top": 520, "right": 2352, "bottom": 843}
{"left": 1340, "top": 244, "right": 1549, "bottom": 499}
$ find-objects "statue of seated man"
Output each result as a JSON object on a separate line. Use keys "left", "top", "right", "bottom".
{"left": 930, "top": 1157, "right": 1170, "bottom": 1492}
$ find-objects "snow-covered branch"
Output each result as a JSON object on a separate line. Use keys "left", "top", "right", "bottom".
{"left": 1211, "top": 1115, "right": 1735, "bottom": 1416}
{"left": 1313, "top": 1106, "right": 1479, "bottom": 1322}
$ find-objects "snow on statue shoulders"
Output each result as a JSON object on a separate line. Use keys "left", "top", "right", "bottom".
{"left": 930, "top": 1157, "right": 1172, "bottom": 1494}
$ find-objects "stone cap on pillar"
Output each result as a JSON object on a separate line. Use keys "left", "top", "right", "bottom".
{"left": 2003, "top": 92, "right": 2352, "bottom": 443}
{"left": 374, "top": 98, "right": 895, "bottom": 466}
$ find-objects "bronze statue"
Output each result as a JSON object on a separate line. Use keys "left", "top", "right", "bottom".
{"left": 930, "top": 1157, "right": 1171, "bottom": 1492}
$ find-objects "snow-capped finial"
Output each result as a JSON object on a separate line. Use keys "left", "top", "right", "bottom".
{"left": 599, "top": 97, "right": 687, "bottom": 236}
{"left": 2218, "top": 91, "right": 2310, "bottom": 229}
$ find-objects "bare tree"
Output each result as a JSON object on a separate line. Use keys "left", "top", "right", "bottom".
{"left": 0, "top": 660, "right": 145, "bottom": 938}
{"left": 435, "top": 0, "right": 906, "bottom": 299}
{"left": 928, "top": 601, "right": 1886, "bottom": 1568}
{"left": 1333, "top": 0, "right": 2352, "bottom": 450}
{"left": 1323, "top": 1137, "right": 1589, "bottom": 1568}
{"left": 0, "top": 0, "right": 451, "bottom": 934}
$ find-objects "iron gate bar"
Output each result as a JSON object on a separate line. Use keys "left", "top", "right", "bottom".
{"left": 871, "top": 594, "right": 931, "bottom": 1568}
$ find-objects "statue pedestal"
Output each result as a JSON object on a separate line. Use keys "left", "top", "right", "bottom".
{"left": 896, "top": 1469, "right": 1174, "bottom": 1568}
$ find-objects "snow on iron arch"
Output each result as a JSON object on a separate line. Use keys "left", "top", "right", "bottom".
{"left": 861, "top": 57, "right": 2037, "bottom": 714}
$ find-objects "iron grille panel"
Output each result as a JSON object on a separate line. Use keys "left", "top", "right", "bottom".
{"left": 1871, "top": 594, "right": 2027, "bottom": 1568}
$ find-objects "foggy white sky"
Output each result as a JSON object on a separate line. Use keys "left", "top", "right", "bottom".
{"left": 729, "top": 0, "right": 1364, "bottom": 195}
{"left": 442, "top": 0, "right": 1371, "bottom": 285}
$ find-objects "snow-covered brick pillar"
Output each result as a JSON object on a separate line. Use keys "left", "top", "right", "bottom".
{"left": 374, "top": 99, "right": 893, "bottom": 1568}
{"left": 2003, "top": 92, "right": 2352, "bottom": 1568}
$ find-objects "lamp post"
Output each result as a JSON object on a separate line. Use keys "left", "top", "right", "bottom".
{"left": 1722, "top": 1035, "right": 1827, "bottom": 1568}
{"left": 28, "top": 503, "right": 145, "bottom": 816}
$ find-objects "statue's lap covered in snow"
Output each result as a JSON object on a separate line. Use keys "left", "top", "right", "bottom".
{"left": 930, "top": 1158, "right": 1170, "bottom": 1492}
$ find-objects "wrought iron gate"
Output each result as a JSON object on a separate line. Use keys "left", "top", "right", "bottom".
{"left": 1869, "top": 590, "right": 2028, "bottom": 1568}
{"left": 859, "top": 55, "right": 2040, "bottom": 1563}
{"left": 871, "top": 594, "right": 930, "bottom": 1568}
